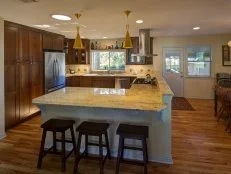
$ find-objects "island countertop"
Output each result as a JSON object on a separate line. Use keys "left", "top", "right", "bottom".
{"left": 33, "top": 74, "right": 173, "bottom": 112}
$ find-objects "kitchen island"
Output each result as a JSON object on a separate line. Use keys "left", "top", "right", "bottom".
{"left": 33, "top": 74, "right": 174, "bottom": 164}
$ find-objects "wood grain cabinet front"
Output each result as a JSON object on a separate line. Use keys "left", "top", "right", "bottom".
{"left": 4, "top": 21, "right": 45, "bottom": 129}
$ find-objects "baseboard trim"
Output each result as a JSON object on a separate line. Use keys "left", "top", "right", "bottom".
{"left": 0, "top": 132, "right": 6, "bottom": 139}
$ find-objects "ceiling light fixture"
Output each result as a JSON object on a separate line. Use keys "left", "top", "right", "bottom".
{"left": 73, "top": 13, "right": 84, "bottom": 49}
{"left": 136, "top": 20, "right": 143, "bottom": 24}
{"left": 51, "top": 14, "right": 71, "bottom": 21}
{"left": 33, "top": 24, "right": 51, "bottom": 28}
{"left": 123, "top": 10, "right": 133, "bottom": 48}
{"left": 193, "top": 26, "right": 200, "bottom": 30}
{"left": 228, "top": 41, "right": 231, "bottom": 47}
{"left": 103, "top": 37, "right": 107, "bottom": 39}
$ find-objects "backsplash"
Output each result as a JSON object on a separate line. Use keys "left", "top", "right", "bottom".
{"left": 66, "top": 64, "right": 155, "bottom": 74}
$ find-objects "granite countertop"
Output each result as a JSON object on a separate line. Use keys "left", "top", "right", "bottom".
{"left": 33, "top": 73, "right": 173, "bottom": 112}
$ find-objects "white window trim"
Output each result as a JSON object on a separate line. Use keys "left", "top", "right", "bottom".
{"left": 184, "top": 45, "right": 213, "bottom": 78}
{"left": 91, "top": 49, "right": 126, "bottom": 72}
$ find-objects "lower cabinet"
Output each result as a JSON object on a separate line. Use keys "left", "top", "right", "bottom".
{"left": 66, "top": 76, "right": 133, "bottom": 88}
{"left": 92, "top": 77, "right": 115, "bottom": 88}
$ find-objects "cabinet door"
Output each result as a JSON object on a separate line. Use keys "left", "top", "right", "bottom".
{"left": 29, "top": 31, "right": 42, "bottom": 62}
{"left": 66, "top": 77, "right": 72, "bottom": 87}
{"left": 42, "top": 33, "right": 53, "bottom": 50}
{"left": 19, "top": 28, "right": 29, "bottom": 62}
{"left": 66, "top": 39, "right": 78, "bottom": 64}
{"left": 80, "top": 77, "right": 92, "bottom": 87}
{"left": 4, "top": 24, "right": 20, "bottom": 129}
{"left": 53, "top": 36, "right": 64, "bottom": 51}
{"left": 30, "top": 61, "right": 43, "bottom": 114}
{"left": 92, "top": 77, "right": 115, "bottom": 88}
{"left": 19, "top": 62, "right": 31, "bottom": 120}
{"left": 73, "top": 76, "right": 80, "bottom": 87}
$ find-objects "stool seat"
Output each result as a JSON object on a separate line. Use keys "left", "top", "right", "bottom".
{"left": 41, "top": 119, "right": 75, "bottom": 132}
{"left": 116, "top": 124, "right": 149, "bottom": 139}
{"left": 76, "top": 121, "right": 109, "bottom": 135}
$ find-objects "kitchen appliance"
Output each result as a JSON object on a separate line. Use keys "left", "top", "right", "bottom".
{"left": 131, "top": 29, "right": 158, "bottom": 61}
{"left": 44, "top": 52, "right": 66, "bottom": 93}
{"left": 132, "top": 74, "right": 157, "bottom": 86}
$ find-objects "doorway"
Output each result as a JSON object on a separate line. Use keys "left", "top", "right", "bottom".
{"left": 163, "top": 48, "right": 184, "bottom": 97}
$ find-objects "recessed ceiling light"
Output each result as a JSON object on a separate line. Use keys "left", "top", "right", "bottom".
{"left": 193, "top": 26, "right": 200, "bottom": 30}
{"left": 103, "top": 37, "right": 107, "bottom": 39}
{"left": 34, "top": 24, "right": 51, "bottom": 28}
{"left": 51, "top": 14, "right": 71, "bottom": 21}
{"left": 136, "top": 20, "right": 143, "bottom": 24}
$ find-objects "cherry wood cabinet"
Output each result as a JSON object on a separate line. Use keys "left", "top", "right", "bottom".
{"left": 66, "top": 76, "right": 134, "bottom": 88}
{"left": 66, "top": 76, "right": 80, "bottom": 87}
{"left": 66, "top": 39, "right": 90, "bottom": 65}
{"left": 4, "top": 25, "right": 20, "bottom": 129}
{"left": 92, "top": 77, "right": 115, "bottom": 88}
{"left": 79, "top": 76, "right": 92, "bottom": 87}
{"left": 4, "top": 21, "right": 44, "bottom": 129}
{"left": 43, "top": 33, "right": 64, "bottom": 51}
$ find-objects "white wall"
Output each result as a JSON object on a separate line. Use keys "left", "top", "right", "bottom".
{"left": 0, "top": 17, "right": 5, "bottom": 139}
{"left": 153, "top": 34, "right": 231, "bottom": 99}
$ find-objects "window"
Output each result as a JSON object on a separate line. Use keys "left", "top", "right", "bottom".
{"left": 91, "top": 50, "right": 126, "bottom": 71}
{"left": 186, "top": 46, "right": 212, "bottom": 77}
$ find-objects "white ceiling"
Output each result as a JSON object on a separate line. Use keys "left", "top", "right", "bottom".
{"left": 0, "top": 0, "right": 231, "bottom": 39}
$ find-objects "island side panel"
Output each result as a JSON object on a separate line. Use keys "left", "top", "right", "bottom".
{"left": 38, "top": 103, "right": 173, "bottom": 164}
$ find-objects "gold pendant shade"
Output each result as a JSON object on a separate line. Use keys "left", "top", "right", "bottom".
{"left": 73, "top": 13, "right": 84, "bottom": 49}
{"left": 123, "top": 10, "right": 133, "bottom": 48}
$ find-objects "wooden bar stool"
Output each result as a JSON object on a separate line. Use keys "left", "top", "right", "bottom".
{"left": 73, "top": 121, "right": 111, "bottom": 174}
{"left": 37, "top": 119, "right": 76, "bottom": 172}
{"left": 116, "top": 124, "right": 149, "bottom": 174}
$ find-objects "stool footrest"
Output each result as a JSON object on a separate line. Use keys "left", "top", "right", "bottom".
{"left": 121, "top": 159, "right": 145, "bottom": 166}
{"left": 123, "top": 145, "right": 143, "bottom": 151}
{"left": 56, "top": 139, "right": 73, "bottom": 144}
{"left": 88, "top": 142, "right": 107, "bottom": 147}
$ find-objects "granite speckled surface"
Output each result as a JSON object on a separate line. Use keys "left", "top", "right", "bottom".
{"left": 33, "top": 73, "right": 173, "bottom": 111}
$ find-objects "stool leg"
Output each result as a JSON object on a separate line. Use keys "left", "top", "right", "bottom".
{"left": 37, "top": 129, "right": 46, "bottom": 169}
{"left": 70, "top": 127, "right": 77, "bottom": 155}
{"left": 142, "top": 138, "right": 148, "bottom": 174}
{"left": 116, "top": 136, "right": 123, "bottom": 174}
{"left": 99, "top": 135, "right": 104, "bottom": 174}
{"left": 85, "top": 135, "right": 88, "bottom": 157}
{"left": 61, "top": 131, "right": 66, "bottom": 172}
{"left": 121, "top": 137, "right": 124, "bottom": 160}
{"left": 105, "top": 131, "right": 111, "bottom": 159}
{"left": 73, "top": 133, "right": 82, "bottom": 174}
{"left": 53, "top": 131, "right": 57, "bottom": 153}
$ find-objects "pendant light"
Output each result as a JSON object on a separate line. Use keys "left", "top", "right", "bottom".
{"left": 73, "top": 13, "right": 84, "bottom": 49}
{"left": 123, "top": 10, "right": 133, "bottom": 48}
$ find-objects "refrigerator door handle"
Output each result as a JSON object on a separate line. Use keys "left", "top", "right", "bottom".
{"left": 53, "top": 59, "right": 56, "bottom": 80}
{"left": 56, "top": 59, "right": 60, "bottom": 79}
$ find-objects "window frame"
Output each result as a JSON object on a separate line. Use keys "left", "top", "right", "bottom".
{"left": 91, "top": 49, "right": 126, "bottom": 72}
{"left": 185, "top": 45, "right": 212, "bottom": 78}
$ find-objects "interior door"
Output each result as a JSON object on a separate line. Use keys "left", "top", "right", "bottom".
{"left": 163, "top": 48, "right": 184, "bottom": 97}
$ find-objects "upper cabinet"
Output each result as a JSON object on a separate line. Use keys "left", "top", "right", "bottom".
{"left": 43, "top": 33, "right": 64, "bottom": 51}
{"left": 126, "top": 37, "right": 153, "bottom": 65}
{"left": 66, "top": 39, "right": 90, "bottom": 65}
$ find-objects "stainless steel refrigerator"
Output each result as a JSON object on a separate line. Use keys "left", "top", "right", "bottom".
{"left": 44, "top": 52, "right": 65, "bottom": 93}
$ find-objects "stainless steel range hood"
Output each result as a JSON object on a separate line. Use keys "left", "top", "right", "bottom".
{"left": 131, "top": 29, "right": 155, "bottom": 58}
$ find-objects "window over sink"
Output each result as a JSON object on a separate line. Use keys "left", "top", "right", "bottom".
{"left": 91, "top": 50, "right": 126, "bottom": 71}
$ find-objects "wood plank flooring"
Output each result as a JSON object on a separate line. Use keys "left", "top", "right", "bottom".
{"left": 0, "top": 99, "right": 231, "bottom": 174}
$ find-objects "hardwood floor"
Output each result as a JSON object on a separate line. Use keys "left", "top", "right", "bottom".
{"left": 0, "top": 99, "right": 231, "bottom": 174}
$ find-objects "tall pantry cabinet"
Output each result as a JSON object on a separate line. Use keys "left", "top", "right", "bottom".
{"left": 4, "top": 21, "right": 43, "bottom": 129}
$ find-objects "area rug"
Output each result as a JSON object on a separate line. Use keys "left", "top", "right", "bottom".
{"left": 172, "top": 97, "right": 195, "bottom": 111}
